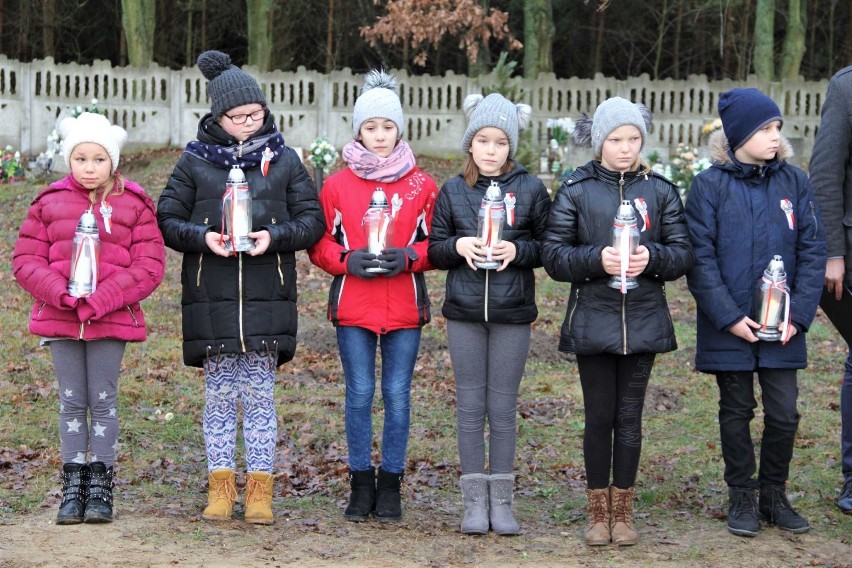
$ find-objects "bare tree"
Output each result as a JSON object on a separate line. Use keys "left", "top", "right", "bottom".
{"left": 121, "top": 0, "right": 155, "bottom": 67}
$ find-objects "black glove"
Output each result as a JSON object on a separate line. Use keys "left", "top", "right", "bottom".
{"left": 377, "top": 247, "right": 408, "bottom": 277}
{"left": 346, "top": 249, "right": 380, "bottom": 279}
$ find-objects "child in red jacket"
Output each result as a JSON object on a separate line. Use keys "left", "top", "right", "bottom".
{"left": 308, "top": 70, "right": 438, "bottom": 523}
{"left": 13, "top": 112, "right": 165, "bottom": 525}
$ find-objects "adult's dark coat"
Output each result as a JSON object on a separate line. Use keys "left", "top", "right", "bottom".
{"left": 157, "top": 115, "right": 325, "bottom": 367}
{"left": 684, "top": 131, "right": 826, "bottom": 372}
{"left": 427, "top": 164, "right": 551, "bottom": 324}
{"left": 542, "top": 161, "right": 694, "bottom": 355}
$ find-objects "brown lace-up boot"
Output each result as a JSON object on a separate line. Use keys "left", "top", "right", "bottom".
{"left": 202, "top": 469, "right": 237, "bottom": 521}
{"left": 610, "top": 485, "right": 639, "bottom": 546}
{"left": 244, "top": 471, "right": 274, "bottom": 525}
{"left": 584, "top": 488, "right": 611, "bottom": 545}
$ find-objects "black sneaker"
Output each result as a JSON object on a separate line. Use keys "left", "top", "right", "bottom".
{"left": 727, "top": 487, "right": 759, "bottom": 537}
{"left": 758, "top": 485, "right": 810, "bottom": 533}
{"left": 837, "top": 478, "right": 852, "bottom": 515}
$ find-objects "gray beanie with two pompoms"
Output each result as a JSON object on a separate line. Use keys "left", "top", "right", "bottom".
{"left": 572, "top": 96, "right": 653, "bottom": 157}
{"left": 461, "top": 93, "right": 532, "bottom": 159}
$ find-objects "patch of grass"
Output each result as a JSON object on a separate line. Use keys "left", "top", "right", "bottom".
{"left": 1, "top": 151, "right": 849, "bottom": 565}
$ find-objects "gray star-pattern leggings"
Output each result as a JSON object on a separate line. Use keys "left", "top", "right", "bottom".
{"left": 50, "top": 339, "right": 126, "bottom": 467}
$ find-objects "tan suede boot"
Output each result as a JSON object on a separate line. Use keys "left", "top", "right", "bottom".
{"left": 244, "top": 471, "right": 274, "bottom": 525}
{"left": 202, "top": 469, "right": 237, "bottom": 521}
{"left": 610, "top": 486, "right": 638, "bottom": 546}
{"left": 584, "top": 488, "right": 611, "bottom": 545}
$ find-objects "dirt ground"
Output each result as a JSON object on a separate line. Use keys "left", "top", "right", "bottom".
{"left": 1, "top": 495, "right": 850, "bottom": 568}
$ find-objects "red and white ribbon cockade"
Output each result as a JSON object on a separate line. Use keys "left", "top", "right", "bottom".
{"left": 634, "top": 197, "right": 650, "bottom": 232}
{"left": 260, "top": 147, "right": 274, "bottom": 177}
{"left": 780, "top": 198, "right": 795, "bottom": 230}
{"left": 504, "top": 193, "right": 516, "bottom": 226}
{"left": 391, "top": 193, "right": 403, "bottom": 221}
{"left": 99, "top": 200, "right": 113, "bottom": 234}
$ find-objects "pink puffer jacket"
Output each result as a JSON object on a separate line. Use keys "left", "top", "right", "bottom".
{"left": 13, "top": 174, "right": 165, "bottom": 341}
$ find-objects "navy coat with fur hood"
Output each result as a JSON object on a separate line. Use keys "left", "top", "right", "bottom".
{"left": 684, "top": 130, "right": 826, "bottom": 372}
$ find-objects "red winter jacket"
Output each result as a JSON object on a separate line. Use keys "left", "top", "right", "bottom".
{"left": 308, "top": 166, "right": 438, "bottom": 333}
{"left": 13, "top": 174, "right": 165, "bottom": 342}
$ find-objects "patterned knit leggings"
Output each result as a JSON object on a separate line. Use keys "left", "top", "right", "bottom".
{"left": 203, "top": 351, "right": 277, "bottom": 473}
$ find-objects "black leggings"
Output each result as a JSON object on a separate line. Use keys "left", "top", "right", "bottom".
{"left": 576, "top": 353, "right": 655, "bottom": 489}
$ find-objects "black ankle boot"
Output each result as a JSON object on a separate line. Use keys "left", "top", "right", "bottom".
{"left": 374, "top": 468, "right": 403, "bottom": 522}
{"left": 344, "top": 468, "right": 375, "bottom": 521}
{"left": 57, "top": 463, "right": 89, "bottom": 525}
{"left": 84, "top": 462, "right": 115, "bottom": 523}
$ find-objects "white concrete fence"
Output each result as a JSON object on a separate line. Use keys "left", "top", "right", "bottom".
{"left": 0, "top": 55, "right": 829, "bottom": 166}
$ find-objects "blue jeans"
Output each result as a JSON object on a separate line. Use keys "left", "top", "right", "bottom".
{"left": 337, "top": 326, "right": 421, "bottom": 474}
{"left": 843, "top": 353, "right": 852, "bottom": 481}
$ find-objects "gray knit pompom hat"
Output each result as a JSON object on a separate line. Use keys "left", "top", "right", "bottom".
{"left": 572, "top": 96, "right": 653, "bottom": 157}
{"left": 197, "top": 50, "right": 266, "bottom": 118}
{"left": 462, "top": 93, "right": 532, "bottom": 159}
{"left": 352, "top": 69, "right": 405, "bottom": 137}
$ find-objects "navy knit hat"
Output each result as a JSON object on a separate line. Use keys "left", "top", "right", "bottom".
{"left": 718, "top": 88, "right": 783, "bottom": 151}
{"left": 197, "top": 50, "right": 266, "bottom": 118}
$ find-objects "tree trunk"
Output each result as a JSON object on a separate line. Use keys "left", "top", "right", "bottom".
{"left": 247, "top": 0, "right": 273, "bottom": 71}
{"left": 43, "top": 0, "right": 55, "bottom": 58}
{"left": 185, "top": 0, "right": 194, "bottom": 68}
{"left": 121, "top": 0, "right": 155, "bottom": 68}
{"left": 325, "top": 0, "right": 334, "bottom": 72}
{"left": 672, "top": 0, "right": 683, "bottom": 79}
{"left": 753, "top": 0, "right": 775, "bottom": 80}
{"left": 593, "top": 6, "right": 606, "bottom": 75}
{"left": 778, "top": 0, "right": 806, "bottom": 79}
{"left": 653, "top": 0, "right": 669, "bottom": 80}
{"left": 523, "top": 0, "right": 554, "bottom": 78}
{"left": 469, "top": 0, "right": 492, "bottom": 77}
{"left": 737, "top": 0, "right": 754, "bottom": 80}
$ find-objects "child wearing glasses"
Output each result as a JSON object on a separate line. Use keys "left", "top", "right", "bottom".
{"left": 157, "top": 50, "right": 325, "bottom": 524}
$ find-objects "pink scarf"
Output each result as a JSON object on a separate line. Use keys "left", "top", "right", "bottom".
{"left": 343, "top": 139, "right": 416, "bottom": 183}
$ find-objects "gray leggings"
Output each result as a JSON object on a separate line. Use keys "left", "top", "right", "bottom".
{"left": 50, "top": 339, "right": 126, "bottom": 466}
{"left": 447, "top": 319, "right": 530, "bottom": 474}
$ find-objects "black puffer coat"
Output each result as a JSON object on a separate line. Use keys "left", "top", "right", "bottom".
{"left": 157, "top": 115, "right": 325, "bottom": 367}
{"left": 428, "top": 164, "right": 551, "bottom": 324}
{"left": 542, "top": 161, "right": 694, "bottom": 355}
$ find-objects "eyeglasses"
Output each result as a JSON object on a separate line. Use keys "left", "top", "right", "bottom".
{"left": 223, "top": 107, "right": 269, "bottom": 125}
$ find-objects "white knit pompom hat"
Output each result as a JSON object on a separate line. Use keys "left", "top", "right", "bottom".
{"left": 60, "top": 112, "right": 128, "bottom": 173}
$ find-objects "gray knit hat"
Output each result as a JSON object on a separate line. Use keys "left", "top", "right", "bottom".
{"left": 197, "top": 50, "right": 266, "bottom": 118}
{"left": 462, "top": 93, "right": 532, "bottom": 159}
{"left": 352, "top": 70, "right": 405, "bottom": 137}
{"left": 572, "top": 96, "right": 653, "bottom": 157}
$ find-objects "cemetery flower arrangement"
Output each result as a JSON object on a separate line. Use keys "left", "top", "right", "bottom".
{"left": 653, "top": 143, "right": 712, "bottom": 198}
{"left": 307, "top": 136, "right": 339, "bottom": 173}
{"left": 546, "top": 117, "right": 575, "bottom": 146}
{"left": 0, "top": 146, "right": 25, "bottom": 183}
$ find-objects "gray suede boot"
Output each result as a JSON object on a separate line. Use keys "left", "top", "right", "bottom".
{"left": 459, "top": 473, "right": 489, "bottom": 535}
{"left": 488, "top": 473, "right": 520, "bottom": 535}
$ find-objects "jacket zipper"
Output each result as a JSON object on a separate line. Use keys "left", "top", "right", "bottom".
{"left": 277, "top": 253, "right": 284, "bottom": 286}
{"left": 621, "top": 293, "right": 628, "bottom": 354}
{"left": 127, "top": 306, "right": 139, "bottom": 327}
{"left": 567, "top": 288, "right": 580, "bottom": 331}
{"left": 619, "top": 172, "right": 627, "bottom": 354}
{"left": 36, "top": 302, "right": 45, "bottom": 318}
{"left": 196, "top": 253, "right": 204, "bottom": 286}
{"left": 78, "top": 321, "right": 85, "bottom": 340}
{"left": 809, "top": 201, "right": 819, "bottom": 240}
{"left": 238, "top": 252, "right": 247, "bottom": 352}
{"left": 484, "top": 269, "right": 490, "bottom": 322}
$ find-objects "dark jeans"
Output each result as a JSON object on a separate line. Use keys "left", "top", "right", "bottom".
{"left": 577, "top": 353, "right": 655, "bottom": 490}
{"left": 715, "top": 368, "right": 800, "bottom": 488}
{"left": 843, "top": 352, "right": 852, "bottom": 481}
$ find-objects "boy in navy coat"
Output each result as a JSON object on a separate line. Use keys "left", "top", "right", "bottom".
{"left": 685, "top": 88, "right": 826, "bottom": 537}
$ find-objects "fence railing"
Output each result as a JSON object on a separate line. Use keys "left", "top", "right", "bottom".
{"left": 0, "top": 55, "right": 830, "bottom": 166}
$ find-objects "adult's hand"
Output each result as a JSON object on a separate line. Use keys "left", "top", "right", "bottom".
{"left": 825, "top": 257, "right": 846, "bottom": 301}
